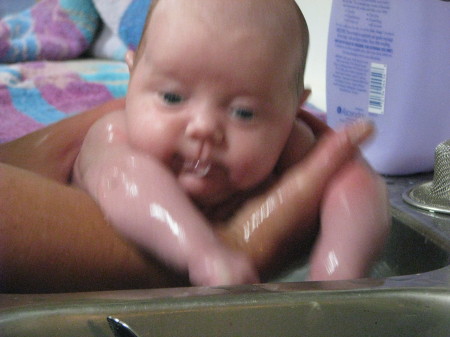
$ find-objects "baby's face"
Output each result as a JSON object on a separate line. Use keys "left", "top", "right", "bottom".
{"left": 125, "top": 0, "right": 303, "bottom": 206}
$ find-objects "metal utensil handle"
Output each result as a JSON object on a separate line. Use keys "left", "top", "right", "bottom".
{"left": 107, "top": 316, "right": 141, "bottom": 337}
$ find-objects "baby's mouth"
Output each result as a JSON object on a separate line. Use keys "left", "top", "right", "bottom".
{"left": 181, "top": 159, "right": 212, "bottom": 178}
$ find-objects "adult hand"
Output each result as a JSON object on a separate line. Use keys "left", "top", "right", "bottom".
{"left": 217, "top": 115, "right": 378, "bottom": 278}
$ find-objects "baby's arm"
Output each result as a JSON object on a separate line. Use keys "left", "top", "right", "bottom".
{"left": 73, "top": 112, "right": 258, "bottom": 286}
{"left": 284, "top": 112, "right": 390, "bottom": 280}
{"left": 308, "top": 158, "right": 390, "bottom": 280}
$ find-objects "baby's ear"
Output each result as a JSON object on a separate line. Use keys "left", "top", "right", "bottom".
{"left": 125, "top": 50, "right": 135, "bottom": 71}
{"left": 297, "top": 89, "right": 311, "bottom": 117}
{"left": 301, "top": 88, "right": 311, "bottom": 104}
{"left": 297, "top": 88, "right": 311, "bottom": 117}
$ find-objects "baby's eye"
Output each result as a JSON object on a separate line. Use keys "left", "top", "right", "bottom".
{"left": 161, "top": 92, "right": 184, "bottom": 105}
{"left": 231, "top": 108, "right": 255, "bottom": 121}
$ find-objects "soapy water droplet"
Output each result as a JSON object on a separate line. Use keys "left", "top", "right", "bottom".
{"left": 182, "top": 159, "right": 211, "bottom": 178}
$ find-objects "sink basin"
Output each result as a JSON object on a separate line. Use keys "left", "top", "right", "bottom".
{"left": 1, "top": 174, "right": 449, "bottom": 336}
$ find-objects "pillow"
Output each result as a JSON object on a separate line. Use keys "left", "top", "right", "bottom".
{"left": 91, "top": 0, "right": 152, "bottom": 60}
{"left": 0, "top": 0, "right": 99, "bottom": 63}
{"left": 0, "top": 0, "right": 35, "bottom": 18}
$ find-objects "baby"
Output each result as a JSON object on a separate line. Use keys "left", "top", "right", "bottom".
{"left": 73, "top": 0, "right": 389, "bottom": 286}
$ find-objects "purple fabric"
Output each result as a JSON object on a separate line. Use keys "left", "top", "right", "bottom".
{"left": 0, "top": 0, "right": 99, "bottom": 63}
{"left": 0, "top": 90, "right": 43, "bottom": 142}
{"left": 0, "top": 59, "right": 129, "bottom": 143}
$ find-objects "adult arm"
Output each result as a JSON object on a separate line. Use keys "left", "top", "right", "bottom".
{"left": 217, "top": 119, "right": 379, "bottom": 278}
{"left": 220, "top": 110, "right": 390, "bottom": 281}
{"left": 1, "top": 99, "right": 187, "bottom": 292}
{"left": 0, "top": 162, "right": 185, "bottom": 293}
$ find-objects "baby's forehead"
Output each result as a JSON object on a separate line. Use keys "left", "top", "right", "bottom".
{"left": 139, "top": 0, "right": 308, "bottom": 91}
{"left": 148, "top": 0, "right": 305, "bottom": 40}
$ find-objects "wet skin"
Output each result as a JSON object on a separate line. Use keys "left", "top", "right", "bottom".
{"left": 73, "top": 0, "right": 390, "bottom": 286}
{"left": 0, "top": 97, "right": 389, "bottom": 292}
{"left": 0, "top": 0, "right": 390, "bottom": 291}
{"left": 74, "top": 0, "right": 311, "bottom": 286}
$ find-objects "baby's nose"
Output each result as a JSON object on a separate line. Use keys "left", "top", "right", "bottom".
{"left": 185, "top": 111, "right": 224, "bottom": 145}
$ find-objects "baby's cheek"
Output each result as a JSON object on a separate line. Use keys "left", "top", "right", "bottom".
{"left": 127, "top": 122, "right": 174, "bottom": 161}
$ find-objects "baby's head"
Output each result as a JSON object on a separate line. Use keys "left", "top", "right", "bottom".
{"left": 125, "top": 0, "right": 311, "bottom": 206}
{"left": 134, "top": 0, "right": 309, "bottom": 96}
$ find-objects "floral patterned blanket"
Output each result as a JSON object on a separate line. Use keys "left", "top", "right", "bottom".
{"left": 0, "top": 59, "right": 129, "bottom": 142}
{"left": 0, "top": 0, "right": 151, "bottom": 143}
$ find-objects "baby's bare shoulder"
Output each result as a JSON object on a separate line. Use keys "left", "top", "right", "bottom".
{"left": 73, "top": 109, "right": 129, "bottom": 186}
{"left": 83, "top": 109, "right": 128, "bottom": 146}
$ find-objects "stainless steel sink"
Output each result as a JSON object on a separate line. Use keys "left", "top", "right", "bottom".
{"left": 1, "top": 174, "right": 449, "bottom": 336}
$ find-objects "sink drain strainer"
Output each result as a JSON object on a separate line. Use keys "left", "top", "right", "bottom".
{"left": 403, "top": 139, "right": 450, "bottom": 214}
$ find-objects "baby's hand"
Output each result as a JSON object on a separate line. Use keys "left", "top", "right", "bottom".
{"left": 188, "top": 247, "right": 259, "bottom": 286}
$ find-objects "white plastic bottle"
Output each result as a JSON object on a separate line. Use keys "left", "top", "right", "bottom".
{"left": 326, "top": 0, "right": 450, "bottom": 175}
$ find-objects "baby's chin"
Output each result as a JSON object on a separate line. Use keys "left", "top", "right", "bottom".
{"left": 170, "top": 155, "right": 232, "bottom": 205}
{"left": 178, "top": 170, "right": 234, "bottom": 207}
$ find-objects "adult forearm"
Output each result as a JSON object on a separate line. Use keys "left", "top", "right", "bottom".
{"left": 0, "top": 163, "right": 184, "bottom": 293}
{"left": 218, "top": 121, "right": 374, "bottom": 276}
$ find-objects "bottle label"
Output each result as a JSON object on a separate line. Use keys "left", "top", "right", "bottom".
{"left": 327, "top": 0, "right": 450, "bottom": 174}
{"left": 330, "top": 0, "right": 393, "bottom": 118}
